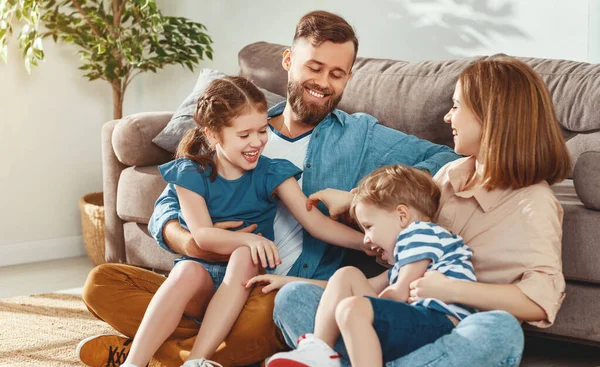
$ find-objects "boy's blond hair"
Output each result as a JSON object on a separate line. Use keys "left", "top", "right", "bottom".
{"left": 350, "top": 165, "right": 441, "bottom": 220}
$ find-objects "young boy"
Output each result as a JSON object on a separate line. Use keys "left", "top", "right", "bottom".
{"left": 268, "top": 164, "right": 477, "bottom": 367}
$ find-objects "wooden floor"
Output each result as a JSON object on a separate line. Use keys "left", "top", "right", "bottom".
{"left": 1, "top": 256, "right": 599, "bottom": 366}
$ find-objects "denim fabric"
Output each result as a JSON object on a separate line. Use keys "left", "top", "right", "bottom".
{"left": 149, "top": 102, "right": 461, "bottom": 280}
{"left": 274, "top": 282, "right": 524, "bottom": 367}
{"left": 173, "top": 257, "right": 228, "bottom": 292}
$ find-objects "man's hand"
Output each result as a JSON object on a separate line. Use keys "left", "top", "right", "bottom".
{"left": 306, "top": 188, "right": 354, "bottom": 221}
{"left": 378, "top": 285, "right": 408, "bottom": 302}
{"left": 244, "top": 274, "right": 293, "bottom": 293}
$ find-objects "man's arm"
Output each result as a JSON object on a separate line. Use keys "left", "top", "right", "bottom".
{"left": 369, "top": 122, "right": 461, "bottom": 176}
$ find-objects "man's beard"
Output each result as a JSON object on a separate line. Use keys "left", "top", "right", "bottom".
{"left": 287, "top": 80, "right": 343, "bottom": 126}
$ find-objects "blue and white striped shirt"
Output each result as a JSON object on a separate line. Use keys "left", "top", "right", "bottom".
{"left": 388, "top": 221, "right": 477, "bottom": 320}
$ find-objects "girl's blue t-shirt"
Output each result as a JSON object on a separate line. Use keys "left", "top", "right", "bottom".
{"left": 158, "top": 156, "right": 303, "bottom": 241}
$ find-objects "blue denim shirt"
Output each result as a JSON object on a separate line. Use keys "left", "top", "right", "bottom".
{"left": 149, "top": 101, "right": 461, "bottom": 280}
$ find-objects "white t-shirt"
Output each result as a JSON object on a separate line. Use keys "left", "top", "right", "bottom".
{"left": 261, "top": 124, "right": 312, "bottom": 276}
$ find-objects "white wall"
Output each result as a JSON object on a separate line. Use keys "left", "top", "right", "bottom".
{"left": 0, "top": 0, "right": 596, "bottom": 266}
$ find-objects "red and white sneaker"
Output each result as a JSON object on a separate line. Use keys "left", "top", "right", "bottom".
{"left": 267, "top": 333, "right": 341, "bottom": 367}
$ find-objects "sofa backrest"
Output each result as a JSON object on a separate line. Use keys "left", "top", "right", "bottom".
{"left": 239, "top": 42, "right": 600, "bottom": 169}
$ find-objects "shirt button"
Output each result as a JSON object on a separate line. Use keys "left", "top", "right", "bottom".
{"left": 306, "top": 164, "right": 311, "bottom": 168}
{"left": 315, "top": 132, "right": 319, "bottom": 137}
{"left": 303, "top": 264, "right": 308, "bottom": 269}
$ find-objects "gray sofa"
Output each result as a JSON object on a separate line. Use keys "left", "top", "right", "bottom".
{"left": 101, "top": 42, "right": 600, "bottom": 344}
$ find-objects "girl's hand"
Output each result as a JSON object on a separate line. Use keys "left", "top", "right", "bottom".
{"left": 306, "top": 188, "right": 354, "bottom": 220}
{"left": 245, "top": 234, "right": 281, "bottom": 269}
{"left": 244, "top": 274, "right": 291, "bottom": 293}
{"left": 378, "top": 285, "right": 408, "bottom": 302}
{"left": 409, "top": 271, "right": 456, "bottom": 304}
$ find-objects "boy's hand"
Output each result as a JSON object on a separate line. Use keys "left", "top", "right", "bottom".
{"left": 306, "top": 188, "right": 354, "bottom": 220}
{"left": 244, "top": 274, "right": 291, "bottom": 293}
{"left": 379, "top": 285, "right": 408, "bottom": 302}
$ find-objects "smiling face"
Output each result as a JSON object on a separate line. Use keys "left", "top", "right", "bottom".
{"left": 444, "top": 81, "right": 483, "bottom": 158}
{"left": 354, "top": 200, "right": 405, "bottom": 265}
{"left": 208, "top": 109, "right": 269, "bottom": 178}
{"left": 283, "top": 38, "right": 354, "bottom": 125}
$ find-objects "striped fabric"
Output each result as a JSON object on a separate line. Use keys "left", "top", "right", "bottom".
{"left": 388, "top": 221, "right": 477, "bottom": 320}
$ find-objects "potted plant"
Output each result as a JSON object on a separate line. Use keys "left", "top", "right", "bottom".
{"left": 0, "top": 0, "right": 213, "bottom": 264}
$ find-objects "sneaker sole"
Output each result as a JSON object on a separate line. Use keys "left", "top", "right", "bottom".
{"left": 268, "top": 360, "right": 310, "bottom": 367}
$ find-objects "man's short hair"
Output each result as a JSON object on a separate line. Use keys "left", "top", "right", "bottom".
{"left": 350, "top": 165, "right": 441, "bottom": 220}
{"left": 293, "top": 10, "right": 359, "bottom": 63}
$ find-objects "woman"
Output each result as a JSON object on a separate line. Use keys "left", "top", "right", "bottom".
{"left": 265, "top": 57, "right": 571, "bottom": 366}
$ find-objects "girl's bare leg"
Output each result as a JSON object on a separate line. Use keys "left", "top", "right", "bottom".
{"left": 124, "top": 261, "right": 214, "bottom": 366}
{"left": 187, "top": 246, "right": 258, "bottom": 360}
{"left": 314, "top": 267, "right": 377, "bottom": 348}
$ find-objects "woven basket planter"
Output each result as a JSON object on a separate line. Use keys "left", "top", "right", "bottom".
{"left": 79, "top": 192, "right": 106, "bottom": 265}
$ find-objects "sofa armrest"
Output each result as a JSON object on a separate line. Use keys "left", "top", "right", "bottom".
{"left": 112, "top": 111, "right": 175, "bottom": 167}
{"left": 574, "top": 151, "right": 600, "bottom": 211}
{"left": 102, "top": 120, "right": 127, "bottom": 263}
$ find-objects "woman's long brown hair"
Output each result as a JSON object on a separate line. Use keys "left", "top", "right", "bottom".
{"left": 459, "top": 57, "right": 571, "bottom": 189}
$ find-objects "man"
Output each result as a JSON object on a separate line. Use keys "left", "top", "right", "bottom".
{"left": 77, "top": 10, "right": 520, "bottom": 367}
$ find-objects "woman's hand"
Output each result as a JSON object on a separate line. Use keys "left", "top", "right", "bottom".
{"left": 408, "top": 271, "right": 457, "bottom": 304}
{"left": 244, "top": 274, "right": 292, "bottom": 293}
{"left": 306, "top": 188, "right": 355, "bottom": 220}
{"left": 244, "top": 234, "right": 281, "bottom": 269}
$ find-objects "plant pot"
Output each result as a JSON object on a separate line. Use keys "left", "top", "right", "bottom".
{"left": 79, "top": 192, "right": 106, "bottom": 266}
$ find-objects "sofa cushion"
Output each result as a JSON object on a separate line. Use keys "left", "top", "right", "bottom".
{"left": 523, "top": 281, "right": 600, "bottom": 342}
{"left": 152, "top": 68, "right": 286, "bottom": 153}
{"left": 117, "top": 166, "right": 167, "bottom": 224}
{"left": 573, "top": 151, "right": 600, "bottom": 211}
{"left": 123, "top": 222, "right": 178, "bottom": 271}
{"left": 552, "top": 180, "right": 600, "bottom": 284}
{"left": 112, "top": 111, "right": 174, "bottom": 167}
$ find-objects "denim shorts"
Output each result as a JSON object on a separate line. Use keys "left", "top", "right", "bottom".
{"left": 366, "top": 297, "right": 455, "bottom": 362}
{"left": 173, "top": 256, "right": 228, "bottom": 292}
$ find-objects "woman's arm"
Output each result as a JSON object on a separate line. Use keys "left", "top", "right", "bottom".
{"left": 409, "top": 271, "right": 546, "bottom": 321}
{"left": 176, "top": 186, "right": 280, "bottom": 268}
{"left": 275, "top": 179, "right": 364, "bottom": 250}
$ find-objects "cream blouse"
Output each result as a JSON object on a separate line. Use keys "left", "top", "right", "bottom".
{"left": 434, "top": 157, "right": 565, "bottom": 327}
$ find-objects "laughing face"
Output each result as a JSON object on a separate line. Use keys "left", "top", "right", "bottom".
{"left": 209, "top": 109, "right": 269, "bottom": 179}
{"left": 283, "top": 38, "right": 354, "bottom": 125}
{"left": 444, "top": 81, "right": 483, "bottom": 158}
{"left": 354, "top": 200, "right": 405, "bottom": 265}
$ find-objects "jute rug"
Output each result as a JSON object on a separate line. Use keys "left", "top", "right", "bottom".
{"left": 0, "top": 293, "right": 162, "bottom": 367}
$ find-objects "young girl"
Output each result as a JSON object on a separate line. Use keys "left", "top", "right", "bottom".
{"left": 121, "top": 76, "right": 365, "bottom": 367}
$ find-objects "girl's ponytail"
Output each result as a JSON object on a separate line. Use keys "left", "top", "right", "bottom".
{"left": 175, "top": 125, "right": 218, "bottom": 181}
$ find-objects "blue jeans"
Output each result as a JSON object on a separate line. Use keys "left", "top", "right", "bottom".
{"left": 274, "top": 282, "right": 524, "bottom": 367}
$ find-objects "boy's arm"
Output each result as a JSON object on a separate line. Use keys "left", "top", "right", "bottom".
{"left": 380, "top": 259, "right": 430, "bottom": 302}
{"left": 368, "top": 271, "right": 390, "bottom": 294}
{"left": 275, "top": 178, "right": 364, "bottom": 250}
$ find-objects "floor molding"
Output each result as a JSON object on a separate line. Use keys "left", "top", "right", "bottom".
{"left": 0, "top": 236, "right": 86, "bottom": 267}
